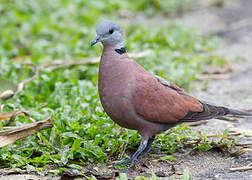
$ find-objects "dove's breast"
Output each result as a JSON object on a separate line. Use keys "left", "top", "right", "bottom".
{"left": 98, "top": 55, "right": 139, "bottom": 129}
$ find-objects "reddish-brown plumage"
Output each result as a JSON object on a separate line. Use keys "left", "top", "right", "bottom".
{"left": 99, "top": 45, "right": 164, "bottom": 137}
{"left": 98, "top": 45, "right": 203, "bottom": 136}
{"left": 93, "top": 20, "right": 251, "bottom": 167}
{"left": 133, "top": 72, "right": 203, "bottom": 124}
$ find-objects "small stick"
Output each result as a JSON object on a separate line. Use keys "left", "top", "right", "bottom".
{"left": 229, "top": 166, "right": 252, "bottom": 172}
{"left": 186, "top": 121, "right": 207, "bottom": 126}
{"left": 19, "top": 111, "right": 46, "bottom": 145}
{"left": 246, "top": 163, "right": 252, "bottom": 167}
{"left": 207, "top": 132, "right": 241, "bottom": 138}
{"left": 217, "top": 116, "right": 239, "bottom": 122}
{"left": 0, "top": 104, "right": 4, "bottom": 112}
{"left": 15, "top": 64, "right": 39, "bottom": 95}
{"left": 235, "top": 143, "right": 252, "bottom": 148}
{"left": 5, "top": 111, "right": 29, "bottom": 126}
{"left": 231, "top": 148, "right": 252, "bottom": 157}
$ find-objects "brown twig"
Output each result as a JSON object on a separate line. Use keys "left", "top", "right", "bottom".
{"left": 186, "top": 121, "right": 208, "bottom": 126}
{"left": 3, "top": 110, "right": 47, "bottom": 145}
{"left": 15, "top": 64, "right": 39, "bottom": 95}
{"left": 206, "top": 132, "right": 241, "bottom": 138}
{"left": 20, "top": 111, "right": 46, "bottom": 145}
{"left": 235, "top": 143, "right": 252, "bottom": 148}
{"left": 0, "top": 90, "right": 15, "bottom": 100}
{"left": 231, "top": 148, "right": 252, "bottom": 157}
{"left": 5, "top": 111, "right": 29, "bottom": 126}
{"left": 0, "top": 104, "right": 4, "bottom": 112}
{"left": 0, "top": 118, "right": 54, "bottom": 147}
{"left": 229, "top": 166, "right": 252, "bottom": 172}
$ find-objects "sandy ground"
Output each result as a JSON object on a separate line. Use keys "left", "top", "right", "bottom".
{"left": 1, "top": 0, "right": 252, "bottom": 179}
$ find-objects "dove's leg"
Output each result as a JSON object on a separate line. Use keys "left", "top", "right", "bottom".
{"left": 113, "top": 138, "right": 149, "bottom": 167}
{"left": 139, "top": 137, "right": 155, "bottom": 157}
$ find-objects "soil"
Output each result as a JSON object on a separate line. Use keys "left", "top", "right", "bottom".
{"left": 1, "top": 0, "right": 252, "bottom": 179}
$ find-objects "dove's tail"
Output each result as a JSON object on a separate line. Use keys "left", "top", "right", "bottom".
{"left": 200, "top": 101, "right": 252, "bottom": 117}
{"left": 180, "top": 101, "right": 252, "bottom": 122}
{"left": 227, "top": 107, "right": 252, "bottom": 116}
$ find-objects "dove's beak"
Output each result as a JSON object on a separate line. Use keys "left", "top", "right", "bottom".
{"left": 91, "top": 36, "right": 100, "bottom": 46}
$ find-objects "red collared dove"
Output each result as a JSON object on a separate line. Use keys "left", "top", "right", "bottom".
{"left": 91, "top": 20, "right": 251, "bottom": 167}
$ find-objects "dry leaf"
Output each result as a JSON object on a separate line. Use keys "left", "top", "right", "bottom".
{"left": 0, "top": 77, "right": 17, "bottom": 100}
{"left": 0, "top": 111, "right": 28, "bottom": 121}
{"left": 0, "top": 118, "right": 54, "bottom": 147}
{"left": 0, "top": 90, "right": 15, "bottom": 100}
{"left": 232, "top": 148, "right": 252, "bottom": 157}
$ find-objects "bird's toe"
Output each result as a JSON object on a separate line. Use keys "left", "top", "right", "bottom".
{"left": 113, "top": 158, "right": 131, "bottom": 166}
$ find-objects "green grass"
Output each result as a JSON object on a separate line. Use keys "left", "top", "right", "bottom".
{"left": 0, "top": 0, "right": 229, "bottom": 178}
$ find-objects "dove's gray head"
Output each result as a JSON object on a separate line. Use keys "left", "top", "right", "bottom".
{"left": 91, "top": 20, "right": 124, "bottom": 49}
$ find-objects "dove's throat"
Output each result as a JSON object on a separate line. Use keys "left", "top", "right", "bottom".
{"left": 115, "top": 47, "right": 126, "bottom": 55}
{"left": 114, "top": 41, "right": 126, "bottom": 55}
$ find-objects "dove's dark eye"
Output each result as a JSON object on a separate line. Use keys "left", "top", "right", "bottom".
{"left": 109, "top": 29, "right": 114, "bottom": 34}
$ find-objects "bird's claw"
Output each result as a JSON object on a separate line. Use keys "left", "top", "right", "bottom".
{"left": 113, "top": 158, "right": 131, "bottom": 166}
{"left": 113, "top": 158, "right": 138, "bottom": 168}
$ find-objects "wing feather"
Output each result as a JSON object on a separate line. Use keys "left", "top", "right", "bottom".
{"left": 133, "top": 73, "right": 203, "bottom": 124}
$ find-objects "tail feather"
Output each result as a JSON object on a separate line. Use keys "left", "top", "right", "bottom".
{"left": 227, "top": 107, "right": 252, "bottom": 116}
{"left": 180, "top": 101, "right": 252, "bottom": 122}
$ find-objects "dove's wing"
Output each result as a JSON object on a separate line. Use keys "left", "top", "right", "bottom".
{"left": 133, "top": 72, "right": 203, "bottom": 124}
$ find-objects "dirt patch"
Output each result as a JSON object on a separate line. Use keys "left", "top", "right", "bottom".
{"left": 0, "top": 174, "right": 57, "bottom": 180}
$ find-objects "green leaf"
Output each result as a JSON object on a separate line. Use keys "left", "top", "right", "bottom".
{"left": 182, "top": 167, "right": 191, "bottom": 180}
{"left": 67, "top": 163, "right": 83, "bottom": 169}
{"left": 160, "top": 155, "right": 177, "bottom": 161}
{"left": 119, "top": 173, "right": 128, "bottom": 180}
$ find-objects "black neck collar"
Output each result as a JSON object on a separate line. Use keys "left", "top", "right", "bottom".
{"left": 115, "top": 47, "right": 126, "bottom": 55}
